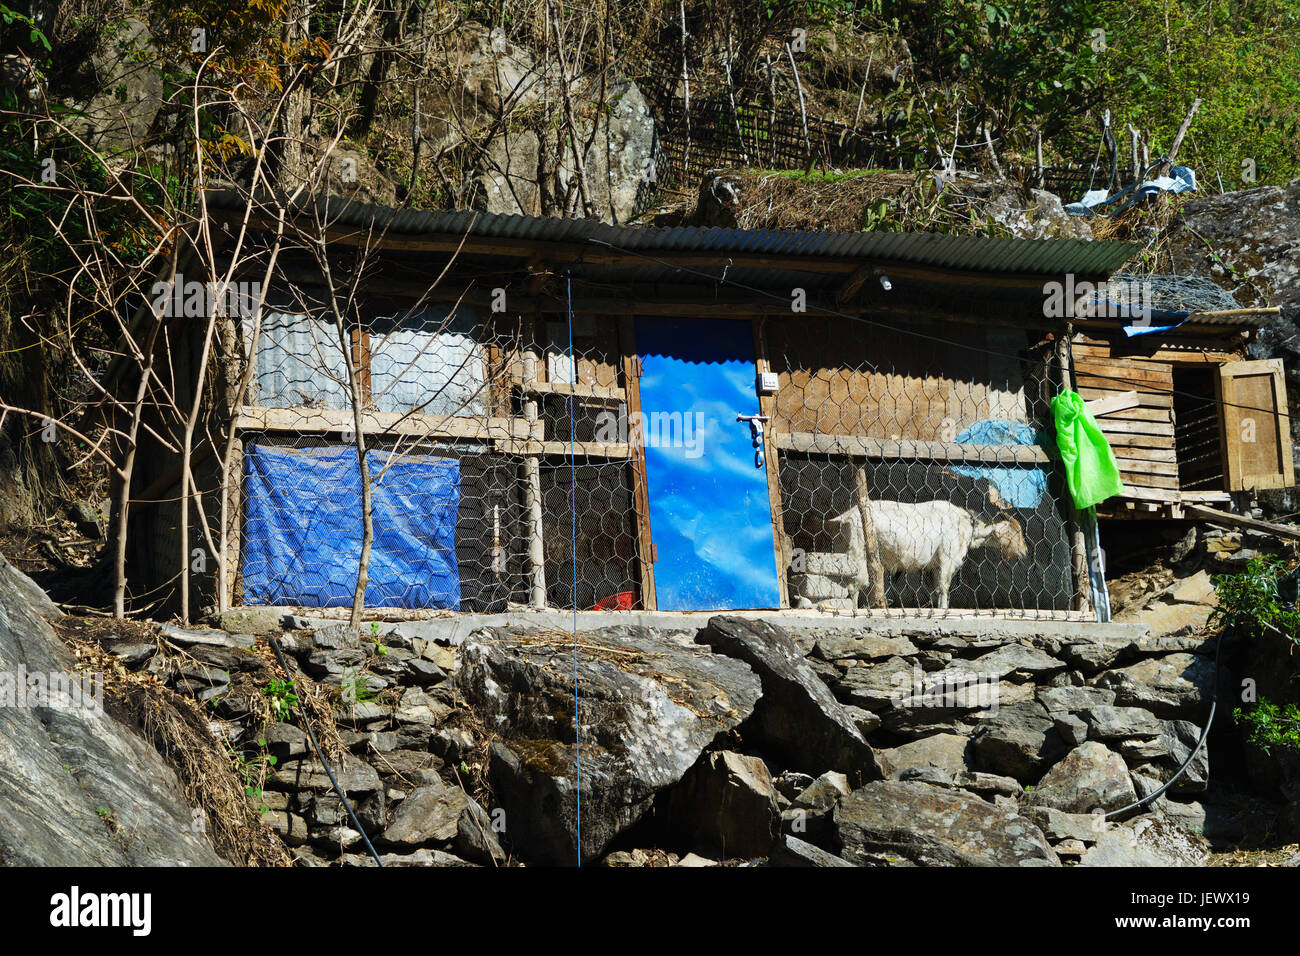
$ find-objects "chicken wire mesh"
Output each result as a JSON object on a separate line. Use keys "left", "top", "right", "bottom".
{"left": 214, "top": 293, "right": 646, "bottom": 614}
{"left": 163, "top": 285, "right": 1082, "bottom": 620}
{"left": 763, "top": 313, "right": 1078, "bottom": 618}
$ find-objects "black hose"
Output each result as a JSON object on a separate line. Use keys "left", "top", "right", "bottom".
{"left": 1103, "top": 626, "right": 1224, "bottom": 821}
{"left": 268, "top": 634, "right": 384, "bottom": 867}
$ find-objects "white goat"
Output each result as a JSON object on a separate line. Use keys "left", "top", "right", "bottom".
{"left": 827, "top": 500, "right": 1029, "bottom": 609}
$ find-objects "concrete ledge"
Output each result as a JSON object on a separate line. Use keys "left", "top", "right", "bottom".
{"left": 222, "top": 605, "right": 1150, "bottom": 644}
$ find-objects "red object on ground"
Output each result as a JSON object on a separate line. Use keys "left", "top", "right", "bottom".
{"left": 593, "top": 591, "right": 635, "bottom": 611}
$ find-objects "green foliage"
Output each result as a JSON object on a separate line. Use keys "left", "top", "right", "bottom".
{"left": 1207, "top": 554, "right": 1300, "bottom": 642}
{"left": 0, "top": 3, "right": 51, "bottom": 55}
{"left": 262, "top": 678, "right": 299, "bottom": 721}
{"left": 1234, "top": 697, "right": 1300, "bottom": 755}
{"left": 340, "top": 669, "right": 377, "bottom": 705}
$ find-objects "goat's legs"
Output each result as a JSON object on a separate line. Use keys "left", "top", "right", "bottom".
{"left": 933, "top": 566, "right": 954, "bottom": 610}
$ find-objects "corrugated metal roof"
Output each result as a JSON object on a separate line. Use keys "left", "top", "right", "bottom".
{"left": 207, "top": 191, "right": 1140, "bottom": 278}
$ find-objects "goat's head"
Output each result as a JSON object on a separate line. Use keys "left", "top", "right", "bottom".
{"left": 988, "top": 515, "right": 1029, "bottom": 560}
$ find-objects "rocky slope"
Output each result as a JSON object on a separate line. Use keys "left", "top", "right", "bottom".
{"left": 5, "top": 543, "right": 1294, "bottom": 867}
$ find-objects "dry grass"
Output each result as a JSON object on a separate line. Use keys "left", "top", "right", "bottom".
{"left": 56, "top": 616, "right": 294, "bottom": 866}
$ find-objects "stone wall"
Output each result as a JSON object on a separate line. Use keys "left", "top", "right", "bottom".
{"left": 26, "top": 588, "right": 1261, "bottom": 867}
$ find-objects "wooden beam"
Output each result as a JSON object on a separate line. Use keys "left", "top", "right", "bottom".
{"left": 1183, "top": 503, "right": 1300, "bottom": 542}
{"left": 836, "top": 265, "right": 874, "bottom": 304}
{"left": 497, "top": 439, "right": 632, "bottom": 458}
{"left": 1085, "top": 390, "right": 1139, "bottom": 416}
{"left": 235, "top": 405, "right": 539, "bottom": 441}
{"left": 776, "top": 431, "right": 1053, "bottom": 464}
{"left": 519, "top": 380, "right": 625, "bottom": 400}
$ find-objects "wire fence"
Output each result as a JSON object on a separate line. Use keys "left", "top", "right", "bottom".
{"left": 147, "top": 277, "right": 1084, "bottom": 620}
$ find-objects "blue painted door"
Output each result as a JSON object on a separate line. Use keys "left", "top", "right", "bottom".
{"left": 635, "top": 317, "right": 781, "bottom": 610}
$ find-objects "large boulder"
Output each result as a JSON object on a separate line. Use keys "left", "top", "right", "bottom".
{"left": 697, "top": 617, "right": 880, "bottom": 782}
{"left": 1093, "top": 653, "right": 1215, "bottom": 718}
{"left": 876, "top": 733, "right": 973, "bottom": 778}
{"left": 1025, "top": 741, "right": 1138, "bottom": 814}
{"left": 457, "top": 625, "right": 760, "bottom": 865}
{"left": 0, "top": 554, "right": 225, "bottom": 865}
{"left": 661, "top": 751, "right": 780, "bottom": 859}
{"left": 834, "top": 780, "right": 1057, "bottom": 866}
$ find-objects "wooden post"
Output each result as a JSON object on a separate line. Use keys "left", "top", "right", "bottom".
{"left": 619, "top": 316, "right": 657, "bottom": 610}
{"left": 752, "top": 318, "right": 789, "bottom": 609}
{"left": 1057, "top": 326, "right": 1092, "bottom": 614}
{"left": 521, "top": 336, "right": 547, "bottom": 609}
{"left": 853, "top": 466, "right": 887, "bottom": 610}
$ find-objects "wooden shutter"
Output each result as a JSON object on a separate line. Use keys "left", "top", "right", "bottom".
{"left": 1218, "top": 359, "right": 1294, "bottom": 491}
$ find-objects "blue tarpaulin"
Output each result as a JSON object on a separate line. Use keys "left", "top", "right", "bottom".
{"left": 241, "top": 444, "right": 461, "bottom": 609}
{"left": 950, "top": 420, "right": 1050, "bottom": 509}
{"left": 1064, "top": 164, "right": 1197, "bottom": 217}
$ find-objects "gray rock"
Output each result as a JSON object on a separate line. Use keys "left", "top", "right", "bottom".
{"left": 1129, "top": 720, "right": 1209, "bottom": 793}
{"left": 773, "top": 771, "right": 817, "bottom": 801}
{"left": 381, "top": 781, "right": 504, "bottom": 865}
{"left": 1022, "top": 806, "right": 1106, "bottom": 843}
{"left": 1059, "top": 638, "right": 1133, "bottom": 672}
{"left": 1025, "top": 742, "right": 1138, "bottom": 814}
{"left": 303, "top": 648, "right": 366, "bottom": 680}
{"left": 105, "top": 640, "right": 156, "bottom": 666}
{"left": 1038, "top": 685, "right": 1117, "bottom": 714}
{"left": 832, "top": 656, "right": 915, "bottom": 709}
{"left": 663, "top": 751, "right": 780, "bottom": 859}
{"left": 793, "top": 771, "right": 852, "bottom": 810}
{"left": 312, "top": 623, "right": 361, "bottom": 650}
{"left": 951, "top": 771, "right": 1024, "bottom": 799}
{"left": 970, "top": 701, "right": 1062, "bottom": 781}
{"left": 767, "top": 834, "right": 855, "bottom": 867}
{"left": 876, "top": 733, "right": 973, "bottom": 778}
{"left": 966, "top": 643, "right": 1065, "bottom": 682}
{"left": 1093, "top": 654, "right": 1215, "bottom": 718}
{"left": 268, "top": 754, "right": 381, "bottom": 795}
{"left": 342, "top": 847, "right": 476, "bottom": 867}
{"left": 1054, "top": 713, "right": 1089, "bottom": 746}
{"left": 1078, "top": 816, "right": 1209, "bottom": 867}
{"left": 263, "top": 722, "right": 310, "bottom": 762}
{"left": 1081, "top": 705, "right": 1164, "bottom": 740}
{"left": 160, "top": 625, "right": 254, "bottom": 649}
{"left": 402, "top": 658, "right": 448, "bottom": 685}
{"left": 430, "top": 727, "right": 476, "bottom": 762}
{"left": 459, "top": 624, "right": 761, "bottom": 864}
{"left": 835, "top": 781, "right": 1058, "bottom": 867}
{"left": 697, "top": 617, "right": 880, "bottom": 781}
{"left": 841, "top": 704, "right": 882, "bottom": 736}
{"left": 812, "top": 633, "right": 919, "bottom": 662}
{"left": 0, "top": 555, "right": 224, "bottom": 865}
{"left": 393, "top": 686, "right": 450, "bottom": 727}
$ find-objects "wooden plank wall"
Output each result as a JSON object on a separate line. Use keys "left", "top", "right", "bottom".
{"left": 766, "top": 317, "right": 1030, "bottom": 441}
{"left": 1071, "top": 335, "right": 1180, "bottom": 494}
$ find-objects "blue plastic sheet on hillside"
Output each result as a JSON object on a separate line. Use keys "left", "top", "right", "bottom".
{"left": 1064, "top": 165, "right": 1197, "bottom": 217}
{"left": 242, "top": 444, "right": 461, "bottom": 609}
{"left": 950, "top": 420, "right": 1050, "bottom": 509}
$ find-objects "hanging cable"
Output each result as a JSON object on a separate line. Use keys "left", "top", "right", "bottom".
{"left": 566, "top": 270, "right": 582, "bottom": 866}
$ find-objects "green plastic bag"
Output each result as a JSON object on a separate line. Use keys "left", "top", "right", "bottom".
{"left": 1051, "top": 389, "right": 1125, "bottom": 509}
